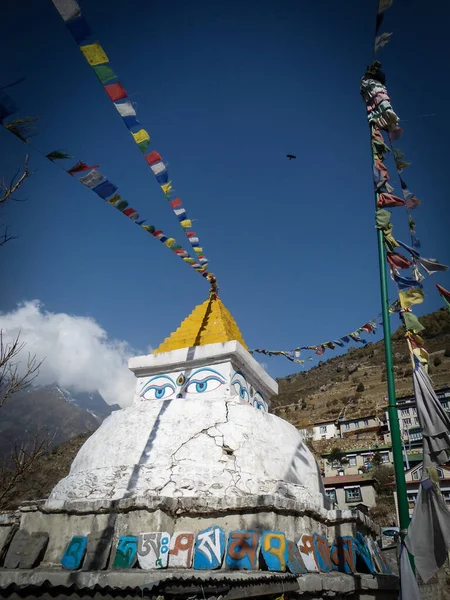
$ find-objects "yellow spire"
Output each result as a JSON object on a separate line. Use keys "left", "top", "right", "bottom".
{"left": 154, "top": 296, "right": 247, "bottom": 354}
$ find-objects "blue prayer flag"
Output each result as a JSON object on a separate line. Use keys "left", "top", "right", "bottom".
{"left": 66, "top": 16, "right": 92, "bottom": 44}
{"left": 92, "top": 180, "right": 118, "bottom": 200}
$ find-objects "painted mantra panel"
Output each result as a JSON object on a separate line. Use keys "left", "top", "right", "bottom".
{"left": 225, "top": 531, "right": 260, "bottom": 570}
{"left": 297, "top": 534, "right": 318, "bottom": 572}
{"left": 261, "top": 531, "right": 288, "bottom": 572}
{"left": 61, "top": 536, "right": 87, "bottom": 570}
{"left": 137, "top": 532, "right": 170, "bottom": 569}
{"left": 112, "top": 536, "right": 138, "bottom": 568}
{"left": 168, "top": 532, "right": 195, "bottom": 568}
{"left": 193, "top": 526, "right": 225, "bottom": 570}
{"left": 56, "top": 529, "right": 389, "bottom": 575}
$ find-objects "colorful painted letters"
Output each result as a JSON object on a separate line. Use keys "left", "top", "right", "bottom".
{"left": 61, "top": 535, "right": 87, "bottom": 570}
{"left": 261, "top": 531, "right": 287, "bottom": 572}
{"left": 112, "top": 536, "right": 138, "bottom": 568}
{"left": 193, "top": 526, "right": 225, "bottom": 570}
{"left": 168, "top": 532, "right": 195, "bottom": 568}
{"left": 331, "top": 536, "right": 356, "bottom": 573}
{"left": 313, "top": 533, "right": 332, "bottom": 573}
{"left": 57, "top": 528, "right": 389, "bottom": 575}
{"left": 137, "top": 532, "right": 170, "bottom": 569}
{"left": 297, "top": 534, "right": 318, "bottom": 572}
{"left": 225, "top": 530, "right": 260, "bottom": 570}
{"left": 286, "top": 539, "right": 308, "bottom": 574}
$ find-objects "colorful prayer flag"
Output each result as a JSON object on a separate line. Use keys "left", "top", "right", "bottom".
{"left": 399, "top": 288, "right": 424, "bottom": 309}
{"left": 145, "top": 151, "right": 162, "bottom": 166}
{"left": 375, "top": 32, "right": 393, "bottom": 52}
{"left": 378, "top": 0, "right": 393, "bottom": 13}
{"left": 51, "top": 0, "right": 81, "bottom": 22}
{"left": 131, "top": 129, "right": 150, "bottom": 145}
{"left": 66, "top": 15, "right": 91, "bottom": 44}
{"left": 93, "top": 64, "right": 117, "bottom": 84}
{"left": 78, "top": 169, "right": 105, "bottom": 188}
{"left": 114, "top": 100, "right": 136, "bottom": 117}
{"left": 92, "top": 179, "right": 118, "bottom": 199}
{"left": 80, "top": 42, "right": 109, "bottom": 66}
{"left": 104, "top": 82, "right": 127, "bottom": 101}
{"left": 68, "top": 161, "right": 100, "bottom": 175}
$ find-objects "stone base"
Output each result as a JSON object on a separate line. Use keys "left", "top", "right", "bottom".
{"left": 3, "top": 496, "right": 379, "bottom": 568}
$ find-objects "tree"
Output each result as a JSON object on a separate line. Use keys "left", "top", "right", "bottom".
{"left": 0, "top": 158, "right": 51, "bottom": 509}
{"left": 356, "top": 382, "right": 365, "bottom": 393}
{"left": 371, "top": 451, "right": 383, "bottom": 468}
{"left": 327, "top": 447, "right": 349, "bottom": 468}
{"left": 0, "top": 155, "right": 30, "bottom": 246}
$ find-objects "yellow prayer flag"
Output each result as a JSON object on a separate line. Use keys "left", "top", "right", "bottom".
{"left": 180, "top": 219, "right": 192, "bottom": 228}
{"left": 132, "top": 129, "right": 150, "bottom": 144}
{"left": 141, "top": 225, "right": 153, "bottom": 232}
{"left": 80, "top": 43, "right": 109, "bottom": 66}
{"left": 399, "top": 288, "right": 424, "bottom": 309}
{"left": 164, "top": 238, "right": 176, "bottom": 248}
{"left": 161, "top": 183, "right": 172, "bottom": 195}
{"left": 412, "top": 347, "right": 429, "bottom": 365}
{"left": 194, "top": 247, "right": 203, "bottom": 254}
{"left": 107, "top": 194, "right": 121, "bottom": 206}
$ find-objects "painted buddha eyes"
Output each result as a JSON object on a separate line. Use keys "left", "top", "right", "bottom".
{"left": 231, "top": 372, "right": 267, "bottom": 412}
{"left": 140, "top": 369, "right": 225, "bottom": 401}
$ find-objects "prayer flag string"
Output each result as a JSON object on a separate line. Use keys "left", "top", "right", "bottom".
{"left": 249, "top": 309, "right": 392, "bottom": 364}
{"left": 361, "top": 0, "right": 448, "bottom": 371}
{"left": 50, "top": 0, "right": 216, "bottom": 289}
{"left": 1, "top": 109, "right": 216, "bottom": 285}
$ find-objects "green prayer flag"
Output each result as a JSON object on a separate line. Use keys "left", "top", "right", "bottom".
{"left": 137, "top": 139, "right": 150, "bottom": 153}
{"left": 376, "top": 208, "right": 391, "bottom": 230}
{"left": 403, "top": 312, "right": 425, "bottom": 332}
{"left": 93, "top": 64, "right": 117, "bottom": 84}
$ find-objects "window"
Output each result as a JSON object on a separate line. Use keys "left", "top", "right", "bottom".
{"left": 344, "top": 423, "right": 350, "bottom": 430}
{"left": 412, "top": 408, "right": 417, "bottom": 416}
{"left": 325, "top": 489, "right": 336, "bottom": 501}
{"left": 442, "top": 491, "right": 450, "bottom": 503}
{"left": 403, "top": 418, "right": 412, "bottom": 426}
{"left": 345, "top": 487, "right": 362, "bottom": 502}
{"left": 354, "top": 421, "right": 360, "bottom": 429}
{"left": 363, "top": 419, "right": 369, "bottom": 427}
{"left": 412, "top": 468, "right": 422, "bottom": 481}
{"left": 409, "top": 429, "right": 422, "bottom": 442}
{"left": 414, "top": 418, "right": 419, "bottom": 425}
{"left": 407, "top": 493, "right": 417, "bottom": 506}
{"left": 363, "top": 455, "right": 371, "bottom": 465}
{"left": 331, "top": 460, "right": 340, "bottom": 469}
{"left": 442, "top": 401, "right": 449, "bottom": 410}
{"left": 401, "top": 409, "right": 410, "bottom": 417}
{"left": 381, "top": 452, "right": 389, "bottom": 463}
{"left": 320, "top": 425, "right": 327, "bottom": 434}
{"left": 348, "top": 456, "right": 357, "bottom": 466}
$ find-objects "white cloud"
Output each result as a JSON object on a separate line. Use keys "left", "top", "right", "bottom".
{"left": 0, "top": 301, "right": 137, "bottom": 407}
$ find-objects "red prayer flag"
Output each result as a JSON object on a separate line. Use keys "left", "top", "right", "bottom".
{"left": 145, "top": 151, "right": 162, "bottom": 166}
{"left": 315, "top": 345, "right": 325, "bottom": 356}
{"left": 152, "top": 230, "right": 163, "bottom": 237}
{"left": 186, "top": 231, "right": 197, "bottom": 237}
{"left": 170, "top": 198, "right": 182, "bottom": 208}
{"left": 387, "top": 252, "right": 412, "bottom": 269}
{"left": 436, "top": 284, "right": 450, "bottom": 301}
{"left": 375, "top": 159, "right": 389, "bottom": 180}
{"left": 378, "top": 193, "right": 405, "bottom": 208}
{"left": 68, "top": 161, "right": 100, "bottom": 175}
{"left": 104, "top": 82, "right": 127, "bottom": 102}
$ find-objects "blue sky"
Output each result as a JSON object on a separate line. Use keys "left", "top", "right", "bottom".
{"left": 1, "top": 0, "right": 449, "bottom": 381}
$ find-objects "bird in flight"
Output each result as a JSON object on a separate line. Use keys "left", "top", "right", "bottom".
{"left": 286, "top": 154, "right": 296, "bottom": 160}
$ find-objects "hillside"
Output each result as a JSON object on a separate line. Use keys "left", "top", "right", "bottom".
{"left": 273, "top": 308, "right": 450, "bottom": 428}
{"left": 0, "top": 384, "right": 118, "bottom": 458}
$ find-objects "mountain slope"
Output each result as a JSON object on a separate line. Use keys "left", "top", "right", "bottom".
{"left": 0, "top": 385, "right": 103, "bottom": 458}
{"left": 273, "top": 308, "right": 450, "bottom": 428}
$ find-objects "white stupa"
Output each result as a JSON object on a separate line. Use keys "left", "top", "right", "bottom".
{"left": 49, "top": 295, "right": 325, "bottom": 508}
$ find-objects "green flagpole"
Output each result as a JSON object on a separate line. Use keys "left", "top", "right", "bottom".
{"left": 375, "top": 227, "right": 411, "bottom": 540}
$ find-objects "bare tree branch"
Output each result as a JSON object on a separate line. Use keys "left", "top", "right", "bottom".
{"left": 0, "top": 155, "right": 29, "bottom": 205}
{"left": 0, "top": 156, "right": 30, "bottom": 247}
{"left": 0, "top": 425, "right": 53, "bottom": 510}
{"left": 0, "top": 331, "right": 43, "bottom": 409}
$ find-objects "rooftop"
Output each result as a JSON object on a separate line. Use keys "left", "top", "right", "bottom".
{"left": 323, "top": 474, "right": 375, "bottom": 486}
